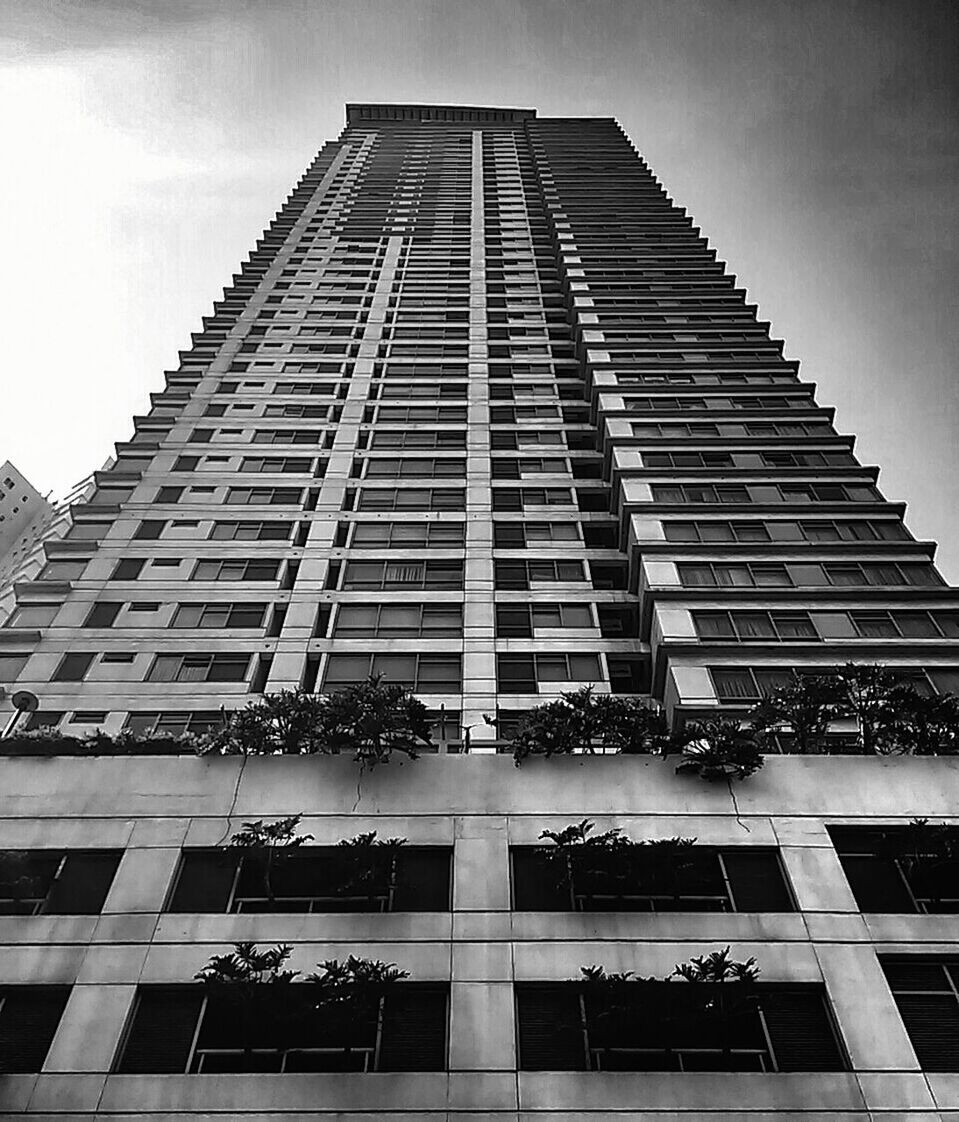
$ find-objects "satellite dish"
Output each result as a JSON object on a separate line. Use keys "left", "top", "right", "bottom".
{"left": 11, "top": 691, "right": 38, "bottom": 713}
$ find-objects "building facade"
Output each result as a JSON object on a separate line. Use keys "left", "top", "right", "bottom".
{"left": 0, "top": 467, "right": 102, "bottom": 628}
{"left": 1, "top": 102, "right": 958, "bottom": 1118}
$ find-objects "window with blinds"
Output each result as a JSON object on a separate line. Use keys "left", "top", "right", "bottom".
{"left": 116, "top": 984, "right": 448, "bottom": 1073}
{"left": 0, "top": 987, "right": 71, "bottom": 1073}
{"left": 511, "top": 847, "right": 793, "bottom": 912}
{"left": 882, "top": 959, "right": 959, "bottom": 1071}
{"left": 515, "top": 982, "right": 846, "bottom": 1072}
{"left": 166, "top": 846, "right": 452, "bottom": 913}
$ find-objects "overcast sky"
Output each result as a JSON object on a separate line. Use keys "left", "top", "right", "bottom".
{"left": 2, "top": 0, "right": 958, "bottom": 577}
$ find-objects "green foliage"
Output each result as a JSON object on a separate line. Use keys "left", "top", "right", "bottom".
{"left": 674, "top": 719, "right": 765, "bottom": 781}
{"left": 539, "top": 820, "right": 698, "bottom": 900}
{"left": 578, "top": 946, "right": 759, "bottom": 987}
{"left": 229, "top": 815, "right": 314, "bottom": 850}
{"left": 884, "top": 689, "right": 959, "bottom": 756}
{"left": 507, "top": 687, "right": 670, "bottom": 764}
{"left": 195, "top": 942, "right": 299, "bottom": 988}
{"left": 580, "top": 964, "right": 650, "bottom": 986}
{"left": 540, "top": 818, "right": 629, "bottom": 852}
{"left": 306, "top": 955, "right": 409, "bottom": 1008}
{"left": 317, "top": 677, "right": 432, "bottom": 764}
{"left": 750, "top": 672, "right": 845, "bottom": 755}
{"left": 337, "top": 831, "right": 406, "bottom": 851}
{"left": 0, "top": 726, "right": 199, "bottom": 756}
{"left": 750, "top": 663, "right": 959, "bottom": 756}
{"left": 197, "top": 678, "right": 433, "bottom": 764}
{"left": 337, "top": 831, "right": 407, "bottom": 899}
{"left": 671, "top": 946, "right": 759, "bottom": 984}
{"left": 195, "top": 944, "right": 408, "bottom": 1008}
{"left": 226, "top": 815, "right": 314, "bottom": 904}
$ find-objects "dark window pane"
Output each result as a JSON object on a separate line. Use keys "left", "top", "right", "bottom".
{"left": 392, "top": 849, "right": 452, "bottom": 912}
{"left": 723, "top": 851, "right": 794, "bottom": 912}
{"left": 516, "top": 986, "right": 587, "bottom": 1070}
{"left": 116, "top": 988, "right": 204, "bottom": 1073}
{"left": 44, "top": 852, "right": 121, "bottom": 915}
{"left": 378, "top": 986, "right": 448, "bottom": 1071}
{"left": 0, "top": 987, "right": 70, "bottom": 1073}
{"left": 511, "top": 849, "right": 572, "bottom": 911}
{"left": 167, "top": 851, "right": 239, "bottom": 913}
{"left": 760, "top": 989, "right": 846, "bottom": 1072}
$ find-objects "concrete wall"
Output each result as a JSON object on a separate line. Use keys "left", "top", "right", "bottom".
{"left": 0, "top": 753, "right": 957, "bottom": 1118}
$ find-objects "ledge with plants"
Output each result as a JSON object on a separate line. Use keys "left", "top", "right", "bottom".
{"left": 0, "top": 677, "right": 432, "bottom": 763}
{"left": 502, "top": 664, "right": 959, "bottom": 779}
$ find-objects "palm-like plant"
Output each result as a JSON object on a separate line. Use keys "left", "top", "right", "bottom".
{"left": 197, "top": 678, "right": 432, "bottom": 764}
{"left": 227, "top": 815, "right": 314, "bottom": 905}
{"left": 674, "top": 719, "right": 765, "bottom": 780}
{"left": 507, "top": 687, "right": 669, "bottom": 763}
{"left": 337, "top": 831, "right": 407, "bottom": 908}
{"left": 750, "top": 672, "right": 845, "bottom": 754}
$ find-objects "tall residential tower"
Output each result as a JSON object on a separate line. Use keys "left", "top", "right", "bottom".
{"left": 1, "top": 103, "right": 958, "bottom": 1120}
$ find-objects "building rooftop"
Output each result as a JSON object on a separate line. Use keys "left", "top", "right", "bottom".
{"left": 345, "top": 102, "right": 537, "bottom": 125}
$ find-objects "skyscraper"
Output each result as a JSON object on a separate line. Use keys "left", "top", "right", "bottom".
{"left": 1, "top": 103, "right": 957, "bottom": 1117}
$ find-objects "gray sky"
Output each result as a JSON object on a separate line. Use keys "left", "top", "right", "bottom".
{"left": 2, "top": 0, "right": 958, "bottom": 577}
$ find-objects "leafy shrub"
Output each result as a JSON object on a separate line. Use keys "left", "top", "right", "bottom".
{"left": 197, "top": 678, "right": 432, "bottom": 764}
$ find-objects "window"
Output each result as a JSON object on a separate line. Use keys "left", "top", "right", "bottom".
{"left": 225, "top": 487, "right": 302, "bottom": 505}
{"left": 51, "top": 652, "right": 95, "bottom": 682}
{"left": 677, "top": 563, "right": 791, "bottom": 589}
{"left": 355, "top": 487, "right": 465, "bottom": 512}
{"left": 515, "top": 982, "right": 845, "bottom": 1071}
{"left": 830, "top": 826, "right": 959, "bottom": 914}
{"left": 84, "top": 602, "right": 122, "bottom": 628}
{"left": 882, "top": 959, "right": 959, "bottom": 1070}
{"left": 362, "top": 456, "right": 465, "bottom": 479}
{"left": 494, "top": 560, "right": 585, "bottom": 590}
{"left": 210, "top": 521, "right": 292, "bottom": 541}
{"left": 168, "top": 846, "right": 452, "bottom": 913}
{"left": 709, "top": 667, "right": 798, "bottom": 702}
{"left": 116, "top": 983, "right": 448, "bottom": 1073}
{"left": 322, "top": 654, "right": 461, "bottom": 693}
{"left": 0, "top": 653, "right": 29, "bottom": 680}
{"left": 0, "top": 987, "right": 70, "bottom": 1073}
{"left": 492, "top": 487, "right": 572, "bottom": 511}
{"left": 823, "top": 562, "right": 943, "bottom": 588}
{"left": 110, "top": 559, "right": 145, "bottom": 580}
{"left": 371, "top": 431, "right": 466, "bottom": 450}
{"left": 341, "top": 560, "right": 463, "bottom": 590}
{"left": 172, "top": 604, "right": 267, "bottom": 629}
{"left": 6, "top": 604, "right": 59, "bottom": 628}
{"left": 191, "top": 560, "right": 280, "bottom": 581}
{"left": 511, "top": 846, "right": 793, "bottom": 912}
{"left": 493, "top": 521, "right": 579, "bottom": 547}
{"left": 123, "top": 711, "right": 222, "bottom": 738}
{"left": 0, "top": 850, "right": 121, "bottom": 915}
{"left": 495, "top": 604, "right": 593, "bottom": 637}
{"left": 134, "top": 520, "right": 165, "bottom": 540}
{"left": 146, "top": 654, "right": 250, "bottom": 684}
{"left": 497, "top": 653, "right": 603, "bottom": 693}
{"left": 334, "top": 604, "right": 462, "bottom": 638}
{"left": 651, "top": 484, "right": 749, "bottom": 504}
{"left": 240, "top": 457, "right": 313, "bottom": 474}
{"left": 693, "top": 612, "right": 818, "bottom": 642}
{"left": 350, "top": 521, "right": 465, "bottom": 548}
